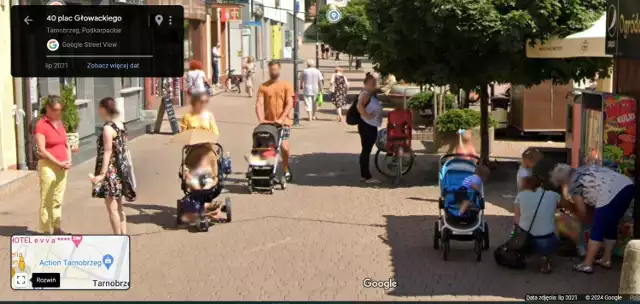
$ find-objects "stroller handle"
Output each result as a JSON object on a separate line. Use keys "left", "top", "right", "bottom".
{"left": 439, "top": 153, "right": 481, "bottom": 165}
{"left": 259, "top": 122, "right": 283, "bottom": 128}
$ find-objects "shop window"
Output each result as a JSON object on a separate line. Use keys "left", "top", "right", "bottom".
{"left": 122, "top": 77, "right": 132, "bottom": 88}
{"left": 59, "top": 77, "right": 76, "bottom": 95}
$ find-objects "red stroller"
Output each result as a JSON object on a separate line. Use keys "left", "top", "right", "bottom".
{"left": 374, "top": 96, "right": 416, "bottom": 184}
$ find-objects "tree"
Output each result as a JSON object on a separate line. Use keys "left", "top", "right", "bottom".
{"left": 317, "top": 0, "right": 371, "bottom": 58}
{"left": 367, "top": 0, "right": 612, "bottom": 163}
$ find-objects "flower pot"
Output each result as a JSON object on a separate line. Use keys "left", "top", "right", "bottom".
{"left": 66, "top": 132, "right": 80, "bottom": 153}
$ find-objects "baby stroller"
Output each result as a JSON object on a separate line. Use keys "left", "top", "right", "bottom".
{"left": 176, "top": 142, "right": 232, "bottom": 232}
{"left": 433, "top": 154, "right": 489, "bottom": 261}
{"left": 246, "top": 123, "right": 287, "bottom": 194}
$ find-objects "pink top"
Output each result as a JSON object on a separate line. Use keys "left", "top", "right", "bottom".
{"left": 455, "top": 143, "right": 477, "bottom": 160}
{"left": 34, "top": 117, "right": 69, "bottom": 163}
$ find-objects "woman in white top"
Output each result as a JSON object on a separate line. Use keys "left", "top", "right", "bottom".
{"left": 514, "top": 176, "right": 561, "bottom": 273}
{"left": 550, "top": 164, "right": 635, "bottom": 273}
{"left": 185, "top": 60, "right": 209, "bottom": 96}
{"left": 243, "top": 56, "right": 256, "bottom": 97}
{"left": 356, "top": 73, "right": 383, "bottom": 183}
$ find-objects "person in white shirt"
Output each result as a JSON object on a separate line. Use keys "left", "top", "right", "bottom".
{"left": 300, "top": 59, "right": 324, "bottom": 121}
{"left": 185, "top": 60, "right": 208, "bottom": 95}
{"left": 550, "top": 164, "right": 635, "bottom": 273}
{"left": 212, "top": 43, "right": 221, "bottom": 85}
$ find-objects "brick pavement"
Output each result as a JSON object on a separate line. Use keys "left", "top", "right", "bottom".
{"left": 0, "top": 44, "right": 619, "bottom": 300}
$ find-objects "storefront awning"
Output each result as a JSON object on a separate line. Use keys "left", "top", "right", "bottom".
{"left": 526, "top": 15, "right": 611, "bottom": 59}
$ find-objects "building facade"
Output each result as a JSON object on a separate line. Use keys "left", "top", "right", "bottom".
{"left": 0, "top": 2, "right": 16, "bottom": 170}
{"left": 245, "top": 0, "right": 305, "bottom": 62}
{"left": 21, "top": 0, "right": 147, "bottom": 167}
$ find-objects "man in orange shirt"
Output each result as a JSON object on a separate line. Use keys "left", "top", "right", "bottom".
{"left": 256, "top": 61, "right": 294, "bottom": 181}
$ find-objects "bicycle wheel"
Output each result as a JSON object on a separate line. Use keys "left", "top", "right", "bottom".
{"left": 402, "top": 148, "right": 416, "bottom": 176}
{"left": 375, "top": 148, "right": 415, "bottom": 177}
{"left": 395, "top": 147, "right": 404, "bottom": 184}
{"left": 225, "top": 78, "right": 231, "bottom": 92}
{"left": 374, "top": 149, "right": 394, "bottom": 177}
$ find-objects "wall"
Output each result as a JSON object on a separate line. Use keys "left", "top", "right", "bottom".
{"left": 0, "top": 5, "right": 16, "bottom": 170}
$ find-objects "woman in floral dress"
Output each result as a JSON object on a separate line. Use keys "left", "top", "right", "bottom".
{"left": 91, "top": 97, "right": 136, "bottom": 235}
{"left": 330, "top": 67, "right": 349, "bottom": 122}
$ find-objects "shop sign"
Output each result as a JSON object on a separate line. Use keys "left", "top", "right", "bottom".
{"left": 602, "top": 93, "right": 636, "bottom": 176}
{"left": 605, "top": 0, "right": 640, "bottom": 57}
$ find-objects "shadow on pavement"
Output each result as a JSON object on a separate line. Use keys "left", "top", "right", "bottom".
{"left": 383, "top": 214, "right": 620, "bottom": 298}
{"left": 125, "top": 203, "right": 176, "bottom": 230}
{"left": 289, "top": 152, "right": 439, "bottom": 188}
{"left": 0, "top": 226, "right": 41, "bottom": 236}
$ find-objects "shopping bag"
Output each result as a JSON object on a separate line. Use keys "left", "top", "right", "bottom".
{"left": 317, "top": 93, "right": 324, "bottom": 107}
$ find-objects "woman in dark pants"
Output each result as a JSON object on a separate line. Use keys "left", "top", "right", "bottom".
{"left": 356, "top": 73, "right": 383, "bottom": 183}
{"left": 550, "top": 163, "right": 635, "bottom": 273}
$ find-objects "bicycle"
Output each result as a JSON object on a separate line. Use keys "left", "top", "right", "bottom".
{"left": 224, "top": 69, "right": 242, "bottom": 93}
{"left": 374, "top": 91, "right": 415, "bottom": 184}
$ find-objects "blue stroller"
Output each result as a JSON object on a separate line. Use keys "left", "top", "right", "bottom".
{"left": 433, "top": 154, "right": 489, "bottom": 261}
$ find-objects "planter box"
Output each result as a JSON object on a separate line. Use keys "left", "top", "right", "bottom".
{"left": 411, "top": 109, "right": 433, "bottom": 128}
{"left": 431, "top": 127, "right": 494, "bottom": 154}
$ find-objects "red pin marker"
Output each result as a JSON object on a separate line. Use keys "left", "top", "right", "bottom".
{"left": 71, "top": 235, "right": 83, "bottom": 247}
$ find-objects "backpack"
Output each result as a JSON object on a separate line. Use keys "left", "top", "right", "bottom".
{"left": 346, "top": 93, "right": 371, "bottom": 125}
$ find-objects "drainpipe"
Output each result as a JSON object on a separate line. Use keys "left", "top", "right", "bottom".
{"left": 13, "top": 78, "right": 27, "bottom": 170}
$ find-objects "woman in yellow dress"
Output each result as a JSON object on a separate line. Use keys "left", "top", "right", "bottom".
{"left": 179, "top": 93, "right": 219, "bottom": 134}
{"left": 179, "top": 93, "right": 228, "bottom": 201}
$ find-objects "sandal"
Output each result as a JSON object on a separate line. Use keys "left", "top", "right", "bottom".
{"left": 573, "top": 263, "right": 593, "bottom": 274}
{"left": 540, "top": 257, "right": 552, "bottom": 274}
{"left": 595, "top": 259, "right": 612, "bottom": 269}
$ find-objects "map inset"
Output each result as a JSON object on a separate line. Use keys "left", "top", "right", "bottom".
{"left": 11, "top": 235, "right": 130, "bottom": 290}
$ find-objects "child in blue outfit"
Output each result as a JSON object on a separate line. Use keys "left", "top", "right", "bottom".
{"left": 458, "top": 165, "right": 489, "bottom": 215}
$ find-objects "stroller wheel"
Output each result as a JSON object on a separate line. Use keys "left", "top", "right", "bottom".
{"left": 475, "top": 237, "right": 483, "bottom": 262}
{"left": 225, "top": 197, "right": 232, "bottom": 223}
{"left": 175, "top": 200, "right": 183, "bottom": 227}
{"left": 433, "top": 221, "right": 440, "bottom": 250}
{"left": 441, "top": 228, "right": 450, "bottom": 261}
{"left": 279, "top": 176, "right": 287, "bottom": 190}
{"left": 442, "top": 240, "right": 450, "bottom": 261}
{"left": 483, "top": 222, "right": 490, "bottom": 250}
{"left": 197, "top": 217, "right": 209, "bottom": 232}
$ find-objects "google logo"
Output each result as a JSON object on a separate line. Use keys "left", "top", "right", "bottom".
{"left": 46, "top": 39, "right": 59, "bottom": 51}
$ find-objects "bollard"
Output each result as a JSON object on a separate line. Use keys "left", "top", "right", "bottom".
{"left": 619, "top": 240, "right": 640, "bottom": 294}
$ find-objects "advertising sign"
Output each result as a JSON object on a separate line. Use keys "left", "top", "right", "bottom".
{"left": 605, "top": 0, "right": 640, "bottom": 57}
{"left": 602, "top": 93, "right": 636, "bottom": 176}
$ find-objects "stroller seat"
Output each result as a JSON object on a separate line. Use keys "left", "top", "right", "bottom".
{"left": 442, "top": 187, "right": 483, "bottom": 231}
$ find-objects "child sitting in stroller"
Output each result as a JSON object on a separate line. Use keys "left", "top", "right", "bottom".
{"left": 181, "top": 144, "right": 226, "bottom": 223}
{"left": 458, "top": 165, "right": 490, "bottom": 216}
{"left": 245, "top": 144, "right": 278, "bottom": 166}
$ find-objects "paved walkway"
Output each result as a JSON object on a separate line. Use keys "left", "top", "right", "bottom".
{"left": 0, "top": 45, "right": 618, "bottom": 300}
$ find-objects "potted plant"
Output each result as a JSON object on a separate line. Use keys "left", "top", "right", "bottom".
{"left": 406, "top": 91, "right": 455, "bottom": 127}
{"left": 39, "top": 84, "right": 81, "bottom": 152}
{"left": 432, "top": 109, "right": 496, "bottom": 153}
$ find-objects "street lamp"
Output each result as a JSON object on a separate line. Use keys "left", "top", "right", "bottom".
{"left": 315, "top": 16, "right": 320, "bottom": 68}
{"left": 292, "top": 0, "right": 301, "bottom": 126}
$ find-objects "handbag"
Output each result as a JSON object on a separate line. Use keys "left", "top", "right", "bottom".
{"left": 317, "top": 93, "right": 324, "bottom": 107}
{"left": 506, "top": 190, "right": 546, "bottom": 255}
{"left": 126, "top": 149, "right": 137, "bottom": 190}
